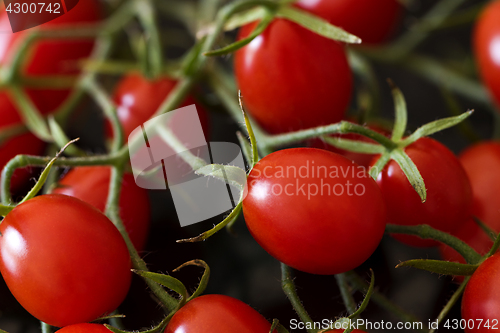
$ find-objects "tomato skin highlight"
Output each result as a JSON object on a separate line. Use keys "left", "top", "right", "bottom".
{"left": 234, "top": 19, "right": 352, "bottom": 134}
{"left": 295, "top": 0, "right": 401, "bottom": 44}
{"left": 164, "top": 294, "right": 275, "bottom": 333}
{"left": 462, "top": 253, "right": 500, "bottom": 333}
{"left": 242, "top": 148, "right": 386, "bottom": 275}
{"left": 473, "top": 0, "right": 500, "bottom": 110}
{"left": 56, "top": 323, "right": 112, "bottom": 333}
{"left": 0, "top": 194, "right": 132, "bottom": 327}
{"left": 372, "top": 137, "right": 473, "bottom": 247}
{"left": 440, "top": 141, "right": 500, "bottom": 269}
{"left": 52, "top": 166, "right": 151, "bottom": 252}
{"left": 111, "top": 73, "right": 209, "bottom": 139}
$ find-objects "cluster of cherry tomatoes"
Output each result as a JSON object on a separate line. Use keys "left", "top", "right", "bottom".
{"left": 0, "top": 0, "right": 500, "bottom": 332}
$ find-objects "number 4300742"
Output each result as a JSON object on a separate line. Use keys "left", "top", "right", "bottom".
{"left": 6, "top": 2, "right": 61, "bottom": 14}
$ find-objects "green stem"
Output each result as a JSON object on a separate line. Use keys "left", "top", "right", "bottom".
{"left": 135, "top": 0, "right": 164, "bottom": 78}
{"left": 428, "top": 277, "right": 470, "bottom": 333}
{"left": 335, "top": 273, "right": 357, "bottom": 315}
{"left": 41, "top": 322, "right": 53, "bottom": 333}
{"left": 386, "top": 224, "right": 482, "bottom": 264}
{"left": 384, "top": 0, "right": 469, "bottom": 59}
{"left": 361, "top": 51, "right": 491, "bottom": 108}
{"left": 81, "top": 78, "right": 124, "bottom": 153}
{"left": 105, "top": 164, "right": 179, "bottom": 312}
{"left": 345, "top": 271, "right": 425, "bottom": 332}
{"left": 281, "top": 263, "right": 318, "bottom": 333}
{"left": 1, "top": 153, "right": 124, "bottom": 204}
{"left": 487, "top": 231, "right": 500, "bottom": 257}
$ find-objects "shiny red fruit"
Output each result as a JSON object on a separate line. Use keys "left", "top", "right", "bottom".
{"left": 235, "top": 19, "right": 352, "bottom": 134}
{"left": 110, "top": 73, "right": 209, "bottom": 139}
{"left": 243, "top": 148, "right": 386, "bottom": 275}
{"left": 373, "top": 137, "right": 473, "bottom": 247}
{"left": 52, "top": 166, "right": 151, "bottom": 252}
{"left": 462, "top": 253, "right": 500, "bottom": 332}
{"left": 295, "top": 0, "right": 401, "bottom": 44}
{"left": 164, "top": 295, "right": 275, "bottom": 333}
{"left": 56, "top": 323, "right": 112, "bottom": 333}
{"left": 473, "top": 0, "right": 500, "bottom": 109}
{"left": 440, "top": 141, "right": 500, "bottom": 269}
{"left": 0, "top": 194, "right": 132, "bottom": 327}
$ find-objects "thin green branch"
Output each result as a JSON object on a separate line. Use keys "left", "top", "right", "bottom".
{"left": 335, "top": 273, "right": 357, "bottom": 315}
{"left": 428, "top": 277, "right": 470, "bottom": 333}
{"left": 386, "top": 224, "right": 482, "bottom": 264}
{"left": 281, "top": 263, "right": 318, "bottom": 333}
{"left": 345, "top": 271, "right": 425, "bottom": 332}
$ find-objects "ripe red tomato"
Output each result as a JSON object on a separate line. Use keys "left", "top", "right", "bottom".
{"left": 473, "top": 0, "right": 500, "bottom": 109}
{"left": 56, "top": 323, "right": 111, "bottom": 333}
{"left": 440, "top": 141, "right": 500, "bottom": 267}
{"left": 52, "top": 166, "right": 151, "bottom": 252}
{"left": 372, "top": 137, "right": 473, "bottom": 247}
{"left": 462, "top": 253, "right": 500, "bottom": 332}
{"left": 295, "top": 0, "right": 401, "bottom": 44}
{"left": 234, "top": 19, "right": 352, "bottom": 134}
{"left": 164, "top": 295, "right": 275, "bottom": 333}
{"left": 110, "top": 73, "right": 209, "bottom": 139}
{"left": 242, "top": 148, "right": 386, "bottom": 275}
{"left": 0, "top": 194, "right": 132, "bottom": 327}
{"left": 0, "top": 0, "right": 102, "bottom": 118}
{"left": 309, "top": 121, "right": 389, "bottom": 167}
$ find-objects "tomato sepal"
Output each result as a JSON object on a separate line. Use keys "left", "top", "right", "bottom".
{"left": 133, "top": 270, "right": 188, "bottom": 307}
{"left": 177, "top": 201, "right": 243, "bottom": 243}
{"left": 172, "top": 259, "right": 211, "bottom": 302}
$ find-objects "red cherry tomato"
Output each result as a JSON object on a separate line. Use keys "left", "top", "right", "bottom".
{"left": 462, "top": 253, "right": 500, "bottom": 332}
{"left": 440, "top": 141, "right": 500, "bottom": 268}
{"left": 52, "top": 166, "right": 151, "bottom": 252}
{"left": 56, "top": 323, "right": 111, "bottom": 333}
{"left": 110, "top": 73, "right": 209, "bottom": 139}
{"left": 242, "top": 148, "right": 386, "bottom": 275}
{"left": 0, "top": 194, "right": 132, "bottom": 327}
{"left": 473, "top": 0, "right": 500, "bottom": 109}
{"left": 164, "top": 295, "right": 275, "bottom": 333}
{"left": 0, "top": 0, "right": 102, "bottom": 119}
{"left": 309, "top": 121, "right": 389, "bottom": 167}
{"left": 295, "top": 0, "right": 401, "bottom": 45}
{"left": 234, "top": 19, "right": 352, "bottom": 134}
{"left": 372, "top": 137, "right": 473, "bottom": 247}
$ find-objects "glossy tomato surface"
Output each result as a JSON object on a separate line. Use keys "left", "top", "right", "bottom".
{"left": 242, "top": 148, "right": 386, "bottom": 275}
{"left": 52, "top": 166, "right": 151, "bottom": 252}
{"left": 234, "top": 19, "right": 352, "bottom": 134}
{"left": 0, "top": 0, "right": 102, "bottom": 120}
{"left": 164, "top": 295, "right": 274, "bottom": 333}
{"left": 473, "top": 0, "right": 500, "bottom": 109}
{"left": 295, "top": 0, "right": 401, "bottom": 44}
{"left": 440, "top": 141, "right": 500, "bottom": 267}
{"left": 373, "top": 137, "right": 473, "bottom": 247}
{"left": 56, "top": 323, "right": 112, "bottom": 333}
{"left": 462, "top": 253, "right": 500, "bottom": 332}
{"left": 0, "top": 194, "right": 132, "bottom": 327}
{"left": 111, "top": 73, "right": 209, "bottom": 139}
